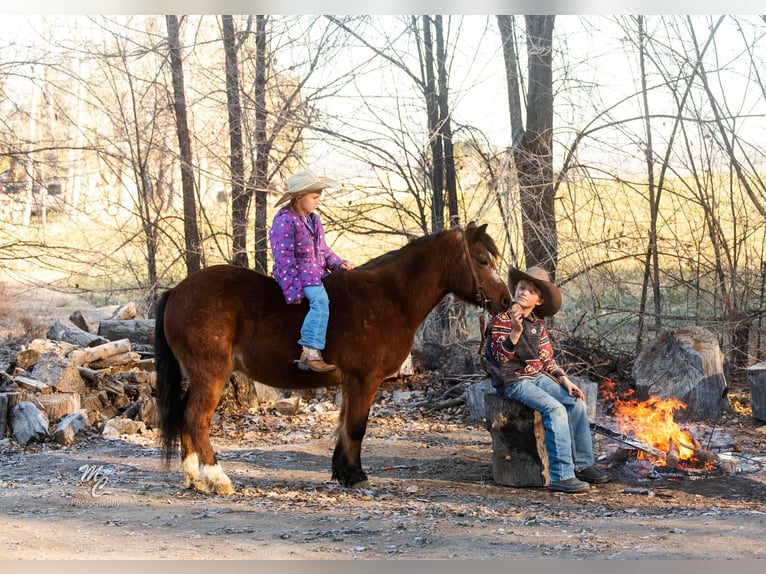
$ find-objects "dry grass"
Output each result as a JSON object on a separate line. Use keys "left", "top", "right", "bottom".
{"left": 0, "top": 282, "right": 49, "bottom": 349}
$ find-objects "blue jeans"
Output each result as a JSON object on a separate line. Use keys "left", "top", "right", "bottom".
{"left": 298, "top": 284, "right": 330, "bottom": 350}
{"left": 502, "top": 373, "right": 594, "bottom": 482}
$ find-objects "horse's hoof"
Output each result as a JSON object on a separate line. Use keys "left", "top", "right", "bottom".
{"left": 349, "top": 478, "right": 370, "bottom": 488}
{"left": 214, "top": 482, "right": 235, "bottom": 496}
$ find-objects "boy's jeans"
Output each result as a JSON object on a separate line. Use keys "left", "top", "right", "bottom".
{"left": 298, "top": 284, "right": 330, "bottom": 351}
{"left": 502, "top": 373, "right": 595, "bottom": 482}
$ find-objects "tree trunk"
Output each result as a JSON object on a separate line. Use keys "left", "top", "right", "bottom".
{"left": 253, "top": 15, "right": 269, "bottom": 274}
{"left": 222, "top": 14, "right": 250, "bottom": 268}
{"left": 507, "top": 16, "right": 556, "bottom": 275}
{"left": 166, "top": 15, "right": 201, "bottom": 275}
{"left": 435, "top": 16, "right": 458, "bottom": 229}
{"left": 420, "top": 16, "right": 444, "bottom": 234}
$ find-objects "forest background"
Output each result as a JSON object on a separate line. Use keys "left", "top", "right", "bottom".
{"left": 1, "top": 13, "right": 766, "bottom": 386}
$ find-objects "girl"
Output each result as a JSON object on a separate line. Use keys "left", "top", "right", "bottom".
{"left": 268, "top": 169, "right": 354, "bottom": 372}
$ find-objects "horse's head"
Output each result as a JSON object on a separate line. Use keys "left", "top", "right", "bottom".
{"left": 460, "top": 222, "right": 512, "bottom": 314}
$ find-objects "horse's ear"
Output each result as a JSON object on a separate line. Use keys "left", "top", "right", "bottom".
{"left": 476, "top": 223, "right": 488, "bottom": 238}
{"left": 466, "top": 221, "right": 477, "bottom": 230}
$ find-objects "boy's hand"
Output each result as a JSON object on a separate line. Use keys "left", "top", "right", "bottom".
{"left": 560, "top": 376, "right": 585, "bottom": 400}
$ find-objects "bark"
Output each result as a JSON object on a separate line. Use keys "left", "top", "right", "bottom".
{"left": 434, "top": 16, "right": 458, "bottom": 228}
{"left": 166, "top": 15, "right": 202, "bottom": 275}
{"left": 420, "top": 16, "right": 444, "bottom": 233}
{"left": 222, "top": 15, "right": 250, "bottom": 268}
{"left": 252, "top": 15, "right": 269, "bottom": 274}
{"left": 514, "top": 15, "right": 556, "bottom": 274}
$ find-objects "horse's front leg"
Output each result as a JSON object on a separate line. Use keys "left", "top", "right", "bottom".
{"left": 332, "top": 377, "right": 380, "bottom": 487}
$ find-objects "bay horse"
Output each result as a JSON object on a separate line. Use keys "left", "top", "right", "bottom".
{"left": 155, "top": 221, "right": 511, "bottom": 495}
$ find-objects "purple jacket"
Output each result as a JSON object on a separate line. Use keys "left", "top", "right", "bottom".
{"left": 268, "top": 207, "right": 346, "bottom": 304}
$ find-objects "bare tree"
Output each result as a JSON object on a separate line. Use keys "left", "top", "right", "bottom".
{"left": 221, "top": 14, "right": 249, "bottom": 268}
{"left": 497, "top": 15, "right": 557, "bottom": 275}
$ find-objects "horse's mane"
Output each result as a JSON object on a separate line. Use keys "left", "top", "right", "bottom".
{"left": 357, "top": 225, "right": 500, "bottom": 270}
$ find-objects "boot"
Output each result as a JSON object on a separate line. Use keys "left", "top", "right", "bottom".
{"left": 297, "top": 347, "right": 336, "bottom": 373}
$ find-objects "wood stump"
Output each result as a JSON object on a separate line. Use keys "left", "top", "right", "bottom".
{"left": 746, "top": 360, "right": 766, "bottom": 422}
{"left": 484, "top": 393, "right": 549, "bottom": 487}
{"left": 632, "top": 326, "right": 729, "bottom": 420}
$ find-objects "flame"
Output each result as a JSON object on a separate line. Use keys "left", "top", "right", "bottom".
{"left": 601, "top": 381, "right": 698, "bottom": 465}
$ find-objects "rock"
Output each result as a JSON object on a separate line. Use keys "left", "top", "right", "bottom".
{"left": 632, "top": 326, "right": 729, "bottom": 420}
{"left": 10, "top": 401, "right": 49, "bottom": 445}
{"left": 53, "top": 409, "right": 89, "bottom": 445}
{"left": 101, "top": 417, "right": 147, "bottom": 437}
{"left": 273, "top": 396, "right": 301, "bottom": 415}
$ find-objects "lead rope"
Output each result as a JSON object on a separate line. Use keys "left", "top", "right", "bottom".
{"left": 478, "top": 313, "right": 486, "bottom": 356}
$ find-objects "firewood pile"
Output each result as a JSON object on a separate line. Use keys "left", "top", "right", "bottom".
{"left": 0, "top": 303, "right": 158, "bottom": 446}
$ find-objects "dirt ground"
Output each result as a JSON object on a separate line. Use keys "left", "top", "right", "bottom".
{"left": 1, "top": 283, "right": 766, "bottom": 559}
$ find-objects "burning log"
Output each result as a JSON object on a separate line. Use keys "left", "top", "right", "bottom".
{"left": 686, "top": 435, "right": 718, "bottom": 466}
{"left": 666, "top": 438, "right": 680, "bottom": 469}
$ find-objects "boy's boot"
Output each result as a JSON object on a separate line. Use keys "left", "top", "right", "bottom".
{"left": 298, "top": 346, "right": 336, "bottom": 373}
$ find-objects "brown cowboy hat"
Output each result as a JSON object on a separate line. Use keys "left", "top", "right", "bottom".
{"left": 508, "top": 266, "right": 562, "bottom": 317}
{"left": 274, "top": 169, "right": 339, "bottom": 208}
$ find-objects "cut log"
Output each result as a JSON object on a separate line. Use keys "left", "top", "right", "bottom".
{"left": 69, "top": 310, "right": 99, "bottom": 334}
{"left": 69, "top": 338, "right": 131, "bottom": 367}
{"left": 53, "top": 409, "right": 89, "bottom": 445}
{"left": 14, "top": 375, "right": 52, "bottom": 394}
{"left": 219, "top": 372, "right": 281, "bottom": 412}
{"left": 484, "top": 394, "right": 549, "bottom": 487}
{"left": 87, "top": 351, "right": 141, "bottom": 370}
{"left": 47, "top": 318, "right": 109, "bottom": 347}
{"left": 98, "top": 320, "right": 154, "bottom": 346}
{"left": 37, "top": 393, "right": 81, "bottom": 422}
{"left": 465, "top": 379, "right": 495, "bottom": 423}
{"left": 139, "top": 397, "right": 158, "bottom": 428}
{"left": 106, "top": 302, "right": 137, "bottom": 321}
{"left": 14, "top": 348, "right": 41, "bottom": 371}
{"left": 31, "top": 354, "right": 86, "bottom": 394}
{"left": 10, "top": 402, "right": 49, "bottom": 445}
{"left": 0, "top": 393, "right": 8, "bottom": 437}
{"left": 0, "top": 371, "right": 18, "bottom": 392}
{"left": 632, "top": 326, "right": 729, "bottom": 420}
{"left": 666, "top": 438, "right": 680, "bottom": 469}
{"left": 25, "top": 338, "right": 78, "bottom": 357}
{"left": 113, "top": 370, "right": 152, "bottom": 385}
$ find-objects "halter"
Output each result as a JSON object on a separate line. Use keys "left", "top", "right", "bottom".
{"left": 461, "top": 226, "right": 491, "bottom": 311}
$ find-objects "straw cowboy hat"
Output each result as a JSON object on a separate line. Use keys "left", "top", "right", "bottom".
{"left": 508, "top": 266, "right": 562, "bottom": 317}
{"left": 274, "top": 169, "right": 339, "bottom": 208}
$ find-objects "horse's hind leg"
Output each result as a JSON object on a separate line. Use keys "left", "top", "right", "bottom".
{"left": 180, "top": 374, "right": 234, "bottom": 495}
{"left": 332, "top": 379, "right": 378, "bottom": 487}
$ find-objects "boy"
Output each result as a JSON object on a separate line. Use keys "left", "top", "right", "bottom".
{"left": 484, "top": 266, "right": 610, "bottom": 493}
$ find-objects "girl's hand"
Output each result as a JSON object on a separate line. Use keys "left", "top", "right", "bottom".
{"left": 340, "top": 261, "right": 355, "bottom": 270}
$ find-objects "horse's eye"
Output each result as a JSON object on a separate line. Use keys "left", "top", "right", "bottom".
{"left": 476, "top": 256, "right": 489, "bottom": 267}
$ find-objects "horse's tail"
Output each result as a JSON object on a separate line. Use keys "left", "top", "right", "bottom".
{"left": 154, "top": 290, "right": 183, "bottom": 466}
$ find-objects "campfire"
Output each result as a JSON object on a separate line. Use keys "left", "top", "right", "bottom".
{"left": 597, "top": 381, "right": 721, "bottom": 474}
